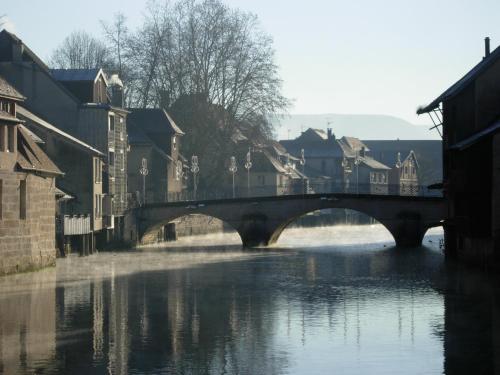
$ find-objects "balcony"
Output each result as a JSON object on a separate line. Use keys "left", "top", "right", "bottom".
{"left": 57, "top": 215, "right": 91, "bottom": 236}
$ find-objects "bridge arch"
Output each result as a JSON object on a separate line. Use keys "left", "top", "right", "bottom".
{"left": 269, "top": 208, "right": 397, "bottom": 246}
{"left": 139, "top": 212, "right": 242, "bottom": 245}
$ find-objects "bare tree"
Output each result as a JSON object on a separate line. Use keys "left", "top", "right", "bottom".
{"left": 49, "top": 30, "right": 114, "bottom": 69}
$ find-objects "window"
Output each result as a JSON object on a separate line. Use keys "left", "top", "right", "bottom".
{"left": 108, "top": 115, "right": 115, "bottom": 132}
{"left": 0, "top": 125, "right": 5, "bottom": 151}
{"left": 109, "top": 151, "right": 115, "bottom": 167}
{"left": 404, "top": 166, "right": 408, "bottom": 175}
{"left": 7, "top": 126, "right": 15, "bottom": 152}
{"left": 172, "top": 136, "right": 177, "bottom": 151}
{"left": 0, "top": 180, "right": 2, "bottom": 219}
{"left": 19, "top": 180, "right": 27, "bottom": 219}
{"left": 95, "top": 194, "right": 102, "bottom": 218}
{"left": 94, "top": 159, "right": 101, "bottom": 183}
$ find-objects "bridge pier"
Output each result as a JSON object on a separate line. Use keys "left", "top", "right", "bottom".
{"left": 236, "top": 214, "right": 277, "bottom": 247}
{"left": 385, "top": 218, "right": 427, "bottom": 248}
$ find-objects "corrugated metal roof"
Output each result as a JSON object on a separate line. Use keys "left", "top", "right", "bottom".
{"left": 0, "top": 75, "right": 25, "bottom": 100}
{"left": 17, "top": 106, "right": 104, "bottom": 157}
{"left": 417, "top": 44, "right": 500, "bottom": 114}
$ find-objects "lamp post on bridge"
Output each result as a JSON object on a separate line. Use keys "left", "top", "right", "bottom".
{"left": 354, "top": 152, "right": 361, "bottom": 195}
{"left": 140, "top": 158, "right": 149, "bottom": 206}
{"left": 299, "top": 148, "right": 306, "bottom": 194}
{"left": 229, "top": 156, "right": 238, "bottom": 198}
{"left": 245, "top": 148, "right": 252, "bottom": 197}
{"left": 191, "top": 155, "right": 199, "bottom": 200}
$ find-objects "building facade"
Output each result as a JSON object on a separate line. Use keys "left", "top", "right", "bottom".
{"left": 0, "top": 30, "right": 128, "bottom": 242}
{"left": 17, "top": 106, "right": 105, "bottom": 255}
{"left": 127, "top": 109, "right": 185, "bottom": 203}
{"left": 417, "top": 37, "right": 500, "bottom": 267}
{"left": 0, "top": 76, "right": 62, "bottom": 275}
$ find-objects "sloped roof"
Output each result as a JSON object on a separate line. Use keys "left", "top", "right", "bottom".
{"left": 17, "top": 126, "right": 62, "bottom": 176}
{"left": 127, "top": 120, "right": 174, "bottom": 162}
{"left": 51, "top": 68, "right": 107, "bottom": 84}
{"left": 128, "top": 108, "right": 185, "bottom": 135}
{"left": 17, "top": 106, "right": 104, "bottom": 157}
{"left": 280, "top": 139, "right": 344, "bottom": 158}
{"left": 339, "top": 136, "right": 370, "bottom": 152}
{"left": 417, "top": 43, "right": 500, "bottom": 114}
{"left": 449, "top": 119, "right": 500, "bottom": 150}
{"left": 19, "top": 124, "right": 44, "bottom": 143}
{"left": 360, "top": 156, "right": 391, "bottom": 170}
{"left": 297, "top": 128, "right": 328, "bottom": 141}
{"left": 0, "top": 75, "right": 25, "bottom": 100}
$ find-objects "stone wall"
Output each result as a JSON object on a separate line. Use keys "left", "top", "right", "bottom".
{"left": 0, "top": 171, "right": 57, "bottom": 275}
{"left": 174, "top": 214, "right": 229, "bottom": 237}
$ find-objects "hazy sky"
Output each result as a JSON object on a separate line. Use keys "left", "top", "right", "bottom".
{"left": 2, "top": 0, "right": 499, "bottom": 125}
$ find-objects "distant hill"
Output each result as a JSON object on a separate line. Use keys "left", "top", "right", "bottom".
{"left": 272, "top": 114, "right": 440, "bottom": 141}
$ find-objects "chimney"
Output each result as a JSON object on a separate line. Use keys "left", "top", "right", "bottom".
{"left": 108, "top": 74, "right": 124, "bottom": 108}
{"left": 359, "top": 146, "right": 365, "bottom": 158}
{"left": 327, "top": 128, "right": 335, "bottom": 141}
{"left": 485, "top": 37, "right": 491, "bottom": 58}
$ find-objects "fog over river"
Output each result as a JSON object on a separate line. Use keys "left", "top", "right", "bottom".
{"left": 0, "top": 225, "right": 498, "bottom": 375}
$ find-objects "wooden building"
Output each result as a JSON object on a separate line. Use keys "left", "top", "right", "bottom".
{"left": 127, "top": 109, "right": 185, "bottom": 203}
{"left": 17, "top": 105, "right": 105, "bottom": 255}
{"left": 0, "top": 75, "right": 62, "bottom": 275}
{"left": 0, "top": 30, "right": 128, "bottom": 242}
{"left": 417, "top": 37, "right": 500, "bottom": 267}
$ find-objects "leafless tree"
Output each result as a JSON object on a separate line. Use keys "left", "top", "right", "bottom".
{"left": 49, "top": 30, "right": 114, "bottom": 70}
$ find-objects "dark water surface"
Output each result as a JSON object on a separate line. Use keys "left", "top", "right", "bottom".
{"left": 0, "top": 226, "right": 498, "bottom": 374}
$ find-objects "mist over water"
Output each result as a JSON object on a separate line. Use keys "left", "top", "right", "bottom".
{"left": 0, "top": 225, "right": 497, "bottom": 375}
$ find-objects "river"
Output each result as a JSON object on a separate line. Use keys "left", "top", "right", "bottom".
{"left": 0, "top": 225, "right": 498, "bottom": 374}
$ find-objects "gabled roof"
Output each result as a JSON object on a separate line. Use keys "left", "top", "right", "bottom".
{"left": 417, "top": 43, "right": 500, "bottom": 114}
{"left": 0, "top": 75, "right": 25, "bottom": 100}
{"left": 297, "top": 128, "right": 328, "bottom": 141}
{"left": 17, "top": 106, "right": 104, "bottom": 157}
{"left": 360, "top": 156, "right": 391, "bottom": 170}
{"left": 127, "top": 120, "right": 174, "bottom": 162}
{"left": 51, "top": 68, "right": 108, "bottom": 85}
{"left": 338, "top": 136, "right": 370, "bottom": 153}
{"left": 0, "top": 30, "right": 50, "bottom": 72}
{"left": 17, "top": 126, "right": 62, "bottom": 176}
{"left": 128, "top": 108, "right": 185, "bottom": 135}
{"left": 280, "top": 139, "right": 344, "bottom": 158}
{"left": 402, "top": 150, "right": 419, "bottom": 169}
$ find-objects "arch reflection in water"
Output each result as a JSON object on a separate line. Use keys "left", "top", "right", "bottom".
{"left": 0, "top": 226, "right": 498, "bottom": 374}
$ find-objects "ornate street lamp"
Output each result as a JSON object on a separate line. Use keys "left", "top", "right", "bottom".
{"left": 354, "top": 152, "right": 361, "bottom": 194}
{"left": 299, "top": 149, "right": 306, "bottom": 194}
{"left": 139, "top": 157, "right": 149, "bottom": 205}
{"left": 229, "top": 156, "right": 238, "bottom": 198}
{"left": 191, "top": 155, "right": 199, "bottom": 200}
{"left": 341, "top": 156, "right": 350, "bottom": 193}
{"left": 245, "top": 148, "right": 252, "bottom": 197}
{"left": 175, "top": 159, "right": 184, "bottom": 181}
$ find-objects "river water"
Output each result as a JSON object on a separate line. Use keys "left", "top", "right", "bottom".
{"left": 0, "top": 225, "right": 498, "bottom": 374}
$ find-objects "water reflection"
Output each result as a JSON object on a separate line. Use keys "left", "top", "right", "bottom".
{"left": 0, "top": 226, "right": 498, "bottom": 374}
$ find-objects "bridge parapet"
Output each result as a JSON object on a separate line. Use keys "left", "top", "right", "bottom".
{"left": 132, "top": 193, "right": 445, "bottom": 248}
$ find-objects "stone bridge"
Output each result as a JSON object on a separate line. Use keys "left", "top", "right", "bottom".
{"left": 131, "top": 193, "right": 445, "bottom": 247}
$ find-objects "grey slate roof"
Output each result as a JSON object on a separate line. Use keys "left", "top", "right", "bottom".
{"left": 17, "top": 106, "right": 104, "bottom": 157}
{"left": 127, "top": 120, "right": 174, "bottom": 162}
{"left": 50, "top": 68, "right": 103, "bottom": 83}
{"left": 0, "top": 75, "right": 25, "bottom": 100}
{"left": 417, "top": 44, "right": 500, "bottom": 114}
{"left": 128, "top": 108, "right": 185, "bottom": 135}
{"left": 360, "top": 156, "right": 391, "bottom": 170}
